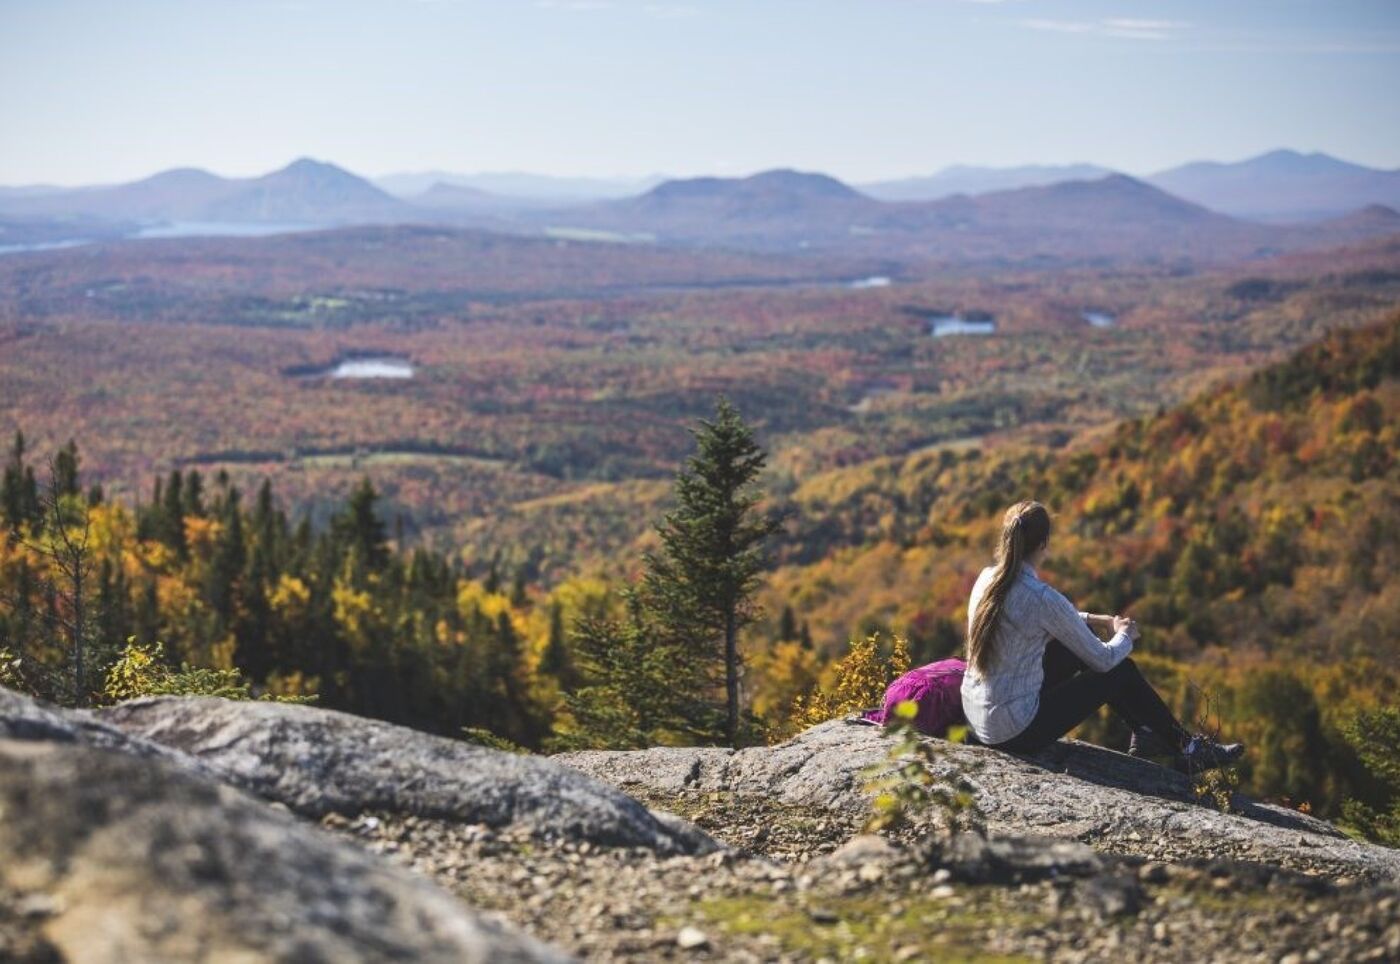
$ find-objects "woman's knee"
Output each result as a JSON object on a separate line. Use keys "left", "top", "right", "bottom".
{"left": 1109, "top": 656, "right": 1138, "bottom": 677}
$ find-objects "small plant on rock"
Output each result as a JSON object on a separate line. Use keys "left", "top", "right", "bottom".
{"left": 102, "top": 636, "right": 314, "bottom": 703}
{"left": 461, "top": 726, "right": 531, "bottom": 754}
{"left": 792, "top": 632, "right": 910, "bottom": 729}
{"left": 860, "top": 699, "right": 985, "bottom": 837}
{"left": 1182, "top": 681, "right": 1241, "bottom": 814}
{"left": 0, "top": 647, "right": 26, "bottom": 692}
{"left": 1192, "top": 767, "right": 1240, "bottom": 814}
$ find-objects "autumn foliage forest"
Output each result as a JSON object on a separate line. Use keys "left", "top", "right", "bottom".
{"left": 2, "top": 224, "right": 1399, "bottom": 833}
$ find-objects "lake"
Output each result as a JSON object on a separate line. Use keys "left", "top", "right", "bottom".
{"left": 1083, "top": 310, "right": 1116, "bottom": 328}
{"left": 135, "top": 221, "right": 319, "bottom": 239}
{"left": 929, "top": 315, "right": 996, "bottom": 337}
{"left": 330, "top": 357, "right": 415, "bottom": 379}
{"left": 0, "top": 221, "right": 322, "bottom": 256}
{"left": 0, "top": 238, "right": 91, "bottom": 256}
{"left": 849, "top": 275, "right": 892, "bottom": 289}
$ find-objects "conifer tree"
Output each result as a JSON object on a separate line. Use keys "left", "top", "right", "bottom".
{"left": 539, "top": 601, "right": 577, "bottom": 689}
{"left": 641, "top": 396, "right": 783, "bottom": 747}
{"left": 778, "top": 604, "right": 799, "bottom": 642}
{"left": 2, "top": 431, "right": 40, "bottom": 532}
{"left": 336, "top": 477, "right": 389, "bottom": 571}
{"left": 206, "top": 487, "right": 246, "bottom": 623}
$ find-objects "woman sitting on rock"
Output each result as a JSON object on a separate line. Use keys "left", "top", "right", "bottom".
{"left": 959, "top": 500, "right": 1244, "bottom": 772}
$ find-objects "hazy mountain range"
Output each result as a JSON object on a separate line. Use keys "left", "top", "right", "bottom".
{"left": 0, "top": 159, "right": 409, "bottom": 225}
{"left": 860, "top": 164, "right": 1116, "bottom": 202}
{"left": 544, "top": 168, "right": 1399, "bottom": 261}
{"left": 1145, "top": 149, "right": 1400, "bottom": 222}
{"left": 375, "top": 171, "right": 667, "bottom": 201}
{"left": 2, "top": 151, "right": 1398, "bottom": 265}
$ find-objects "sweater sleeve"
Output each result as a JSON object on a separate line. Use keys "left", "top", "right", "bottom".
{"left": 1041, "top": 586, "right": 1132, "bottom": 673}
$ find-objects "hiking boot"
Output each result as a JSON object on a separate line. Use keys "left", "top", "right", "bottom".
{"left": 1172, "top": 734, "right": 1245, "bottom": 774}
{"left": 1128, "top": 725, "right": 1179, "bottom": 758}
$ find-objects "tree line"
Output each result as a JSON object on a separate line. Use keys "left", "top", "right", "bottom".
{"left": 0, "top": 398, "right": 782, "bottom": 752}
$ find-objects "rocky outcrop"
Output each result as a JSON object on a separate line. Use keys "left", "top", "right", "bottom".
{"left": 4, "top": 686, "right": 1398, "bottom": 962}
{"left": 98, "top": 696, "right": 718, "bottom": 855}
{"left": 0, "top": 737, "right": 566, "bottom": 962}
{"left": 0, "top": 685, "right": 213, "bottom": 775}
{"left": 555, "top": 716, "right": 1400, "bottom": 883}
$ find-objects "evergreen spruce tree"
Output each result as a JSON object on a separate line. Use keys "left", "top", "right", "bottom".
{"left": 2, "top": 431, "right": 41, "bottom": 532}
{"left": 53, "top": 440, "right": 80, "bottom": 499}
{"left": 335, "top": 477, "right": 389, "bottom": 571}
{"left": 161, "top": 470, "right": 188, "bottom": 557}
{"left": 778, "top": 604, "right": 799, "bottom": 642}
{"left": 641, "top": 396, "right": 783, "bottom": 747}
{"left": 205, "top": 487, "right": 245, "bottom": 624}
{"left": 539, "top": 601, "right": 574, "bottom": 687}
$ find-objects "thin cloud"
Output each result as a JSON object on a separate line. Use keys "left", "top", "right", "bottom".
{"left": 532, "top": 0, "right": 697, "bottom": 15}
{"left": 534, "top": 0, "right": 614, "bottom": 11}
{"left": 1021, "top": 17, "right": 1190, "bottom": 41}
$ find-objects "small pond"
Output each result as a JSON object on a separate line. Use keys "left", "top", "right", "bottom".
{"left": 330, "top": 357, "right": 415, "bottom": 379}
{"left": 929, "top": 315, "right": 996, "bottom": 337}
{"left": 1082, "top": 310, "right": 1116, "bottom": 329}
{"left": 287, "top": 355, "right": 416, "bottom": 379}
{"left": 849, "top": 275, "right": 892, "bottom": 290}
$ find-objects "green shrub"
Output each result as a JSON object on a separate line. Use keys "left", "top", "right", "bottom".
{"left": 102, "top": 636, "right": 315, "bottom": 704}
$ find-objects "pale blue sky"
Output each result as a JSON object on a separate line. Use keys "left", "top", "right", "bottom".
{"left": 2, "top": 0, "right": 1398, "bottom": 185}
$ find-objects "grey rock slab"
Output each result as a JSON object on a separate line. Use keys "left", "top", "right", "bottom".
{"left": 935, "top": 833, "right": 1105, "bottom": 883}
{"left": 0, "top": 685, "right": 214, "bottom": 777}
{"left": 99, "top": 695, "right": 720, "bottom": 855}
{"left": 0, "top": 737, "right": 569, "bottom": 963}
{"left": 555, "top": 716, "right": 1400, "bottom": 882}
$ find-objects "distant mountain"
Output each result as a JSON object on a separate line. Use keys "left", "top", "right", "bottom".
{"left": 375, "top": 170, "right": 667, "bottom": 201}
{"left": 1147, "top": 150, "right": 1400, "bottom": 222}
{"left": 541, "top": 169, "right": 1400, "bottom": 264}
{"left": 0, "top": 167, "right": 234, "bottom": 221}
{"left": 0, "top": 159, "right": 412, "bottom": 226}
{"left": 549, "top": 169, "right": 879, "bottom": 248}
{"left": 200, "top": 159, "right": 409, "bottom": 223}
{"left": 953, "top": 173, "right": 1219, "bottom": 227}
{"left": 410, "top": 182, "right": 563, "bottom": 213}
{"left": 860, "top": 163, "right": 1115, "bottom": 201}
{"left": 550, "top": 170, "right": 1255, "bottom": 259}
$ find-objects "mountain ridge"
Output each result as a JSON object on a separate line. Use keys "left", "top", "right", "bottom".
{"left": 1148, "top": 148, "right": 1400, "bottom": 222}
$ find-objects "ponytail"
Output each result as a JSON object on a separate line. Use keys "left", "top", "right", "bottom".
{"left": 968, "top": 500, "right": 1051, "bottom": 673}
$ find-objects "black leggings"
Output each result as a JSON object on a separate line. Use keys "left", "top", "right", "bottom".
{"left": 989, "top": 639, "right": 1190, "bottom": 754}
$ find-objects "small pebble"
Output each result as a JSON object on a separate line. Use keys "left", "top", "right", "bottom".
{"left": 676, "top": 926, "right": 709, "bottom": 950}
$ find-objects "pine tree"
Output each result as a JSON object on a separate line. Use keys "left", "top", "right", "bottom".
{"left": 53, "top": 440, "right": 80, "bottom": 499}
{"left": 161, "top": 470, "right": 188, "bottom": 557}
{"left": 205, "top": 487, "right": 246, "bottom": 624}
{"left": 539, "top": 601, "right": 579, "bottom": 691}
{"left": 335, "top": 477, "right": 389, "bottom": 570}
{"left": 640, "top": 396, "right": 783, "bottom": 747}
{"left": 778, "top": 604, "right": 799, "bottom": 642}
{"left": 2, "top": 431, "right": 40, "bottom": 532}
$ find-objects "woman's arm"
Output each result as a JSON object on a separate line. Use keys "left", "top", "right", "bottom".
{"left": 1077, "top": 612, "right": 1116, "bottom": 632}
{"left": 1046, "top": 590, "right": 1133, "bottom": 672}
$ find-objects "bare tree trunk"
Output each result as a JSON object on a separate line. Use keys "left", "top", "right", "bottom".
{"left": 725, "top": 608, "right": 738, "bottom": 748}
{"left": 71, "top": 554, "right": 85, "bottom": 706}
{"left": 19, "top": 463, "right": 95, "bottom": 707}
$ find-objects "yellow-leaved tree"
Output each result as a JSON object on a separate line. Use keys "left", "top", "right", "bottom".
{"left": 787, "top": 632, "right": 910, "bottom": 734}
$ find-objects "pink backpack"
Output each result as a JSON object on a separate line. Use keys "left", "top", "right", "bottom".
{"left": 859, "top": 658, "right": 968, "bottom": 737}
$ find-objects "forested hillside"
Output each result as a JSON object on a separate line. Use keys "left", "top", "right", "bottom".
{"left": 754, "top": 311, "right": 1400, "bottom": 817}
{"left": 1, "top": 312, "right": 1396, "bottom": 825}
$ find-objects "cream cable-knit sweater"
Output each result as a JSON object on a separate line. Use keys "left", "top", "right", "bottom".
{"left": 959, "top": 561, "right": 1133, "bottom": 745}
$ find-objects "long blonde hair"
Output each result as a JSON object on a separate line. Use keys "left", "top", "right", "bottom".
{"left": 968, "top": 500, "right": 1051, "bottom": 672}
